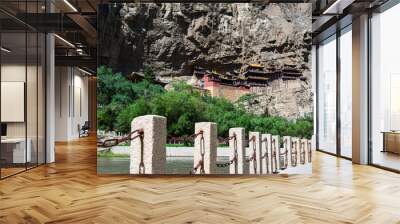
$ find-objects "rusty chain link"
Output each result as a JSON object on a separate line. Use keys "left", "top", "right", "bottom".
{"left": 97, "top": 129, "right": 144, "bottom": 148}
{"left": 279, "top": 139, "right": 288, "bottom": 170}
{"left": 271, "top": 138, "right": 279, "bottom": 174}
{"left": 216, "top": 133, "right": 238, "bottom": 168}
{"left": 98, "top": 129, "right": 145, "bottom": 173}
{"left": 216, "top": 158, "right": 236, "bottom": 168}
{"left": 244, "top": 136, "right": 257, "bottom": 174}
{"left": 138, "top": 132, "right": 145, "bottom": 174}
{"left": 260, "top": 137, "right": 269, "bottom": 174}
{"left": 190, "top": 130, "right": 205, "bottom": 174}
{"left": 187, "top": 130, "right": 204, "bottom": 141}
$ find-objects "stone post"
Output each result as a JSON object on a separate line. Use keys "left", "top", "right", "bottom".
{"left": 249, "top": 132, "right": 261, "bottom": 174}
{"left": 291, "top": 137, "right": 301, "bottom": 167}
{"left": 130, "top": 115, "right": 167, "bottom": 174}
{"left": 271, "top": 135, "right": 280, "bottom": 173}
{"left": 194, "top": 122, "right": 217, "bottom": 174}
{"left": 300, "top": 139, "right": 308, "bottom": 165}
{"left": 229, "top": 128, "right": 245, "bottom": 174}
{"left": 282, "top": 136, "right": 291, "bottom": 170}
{"left": 261, "top": 134, "right": 272, "bottom": 174}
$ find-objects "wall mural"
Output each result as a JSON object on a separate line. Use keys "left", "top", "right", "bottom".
{"left": 97, "top": 3, "right": 313, "bottom": 175}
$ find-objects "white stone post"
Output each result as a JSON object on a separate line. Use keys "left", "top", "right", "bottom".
{"left": 194, "top": 122, "right": 217, "bottom": 174}
{"left": 130, "top": 115, "right": 167, "bottom": 174}
{"left": 291, "top": 137, "right": 301, "bottom": 167}
{"left": 249, "top": 132, "right": 261, "bottom": 174}
{"left": 229, "top": 128, "right": 245, "bottom": 174}
{"left": 271, "top": 135, "right": 280, "bottom": 173}
{"left": 261, "top": 134, "right": 272, "bottom": 174}
{"left": 300, "top": 139, "right": 308, "bottom": 165}
{"left": 282, "top": 136, "right": 291, "bottom": 170}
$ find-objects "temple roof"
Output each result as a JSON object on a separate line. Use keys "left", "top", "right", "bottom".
{"left": 242, "top": 69, "right": 272, "bottom": 77}
{"left": 198, "top": 64, "right": 303, "bottom": 87}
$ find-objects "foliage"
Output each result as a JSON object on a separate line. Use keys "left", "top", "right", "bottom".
{"left": 97, "top": 66, "right": 314, "bottom": 139}
{"left": 97, "top": 66, "right": 164, "bottom": 131}
{"left": 166, "top": 143, "right": 186, "bottom": 147}
{"left": 97, "top": 150, "right": 129, "bottom": 158}
{"left": 143, "top": 65, "right": 156, "bottom": 82}
{"left": 151, "top": 88, "right": 207, "bottom": 136}
{"left": 116, "top": 98, "right": 151, "bottom": 133}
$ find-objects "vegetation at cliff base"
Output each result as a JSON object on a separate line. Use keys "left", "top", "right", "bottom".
{"left": 97, "top": 66, "right": 313, "bottom": 139}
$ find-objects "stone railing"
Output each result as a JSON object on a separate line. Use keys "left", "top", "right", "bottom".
{"left": 98, "top": 115, "right": 313, "bottom": 175}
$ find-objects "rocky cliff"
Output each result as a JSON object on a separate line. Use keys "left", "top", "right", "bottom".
{"left": 99, "top": 3, "right": 313, "bottom": 120}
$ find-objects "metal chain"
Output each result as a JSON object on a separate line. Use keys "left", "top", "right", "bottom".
{"left": 285, "top": 140, "right": 288, "bottom": 169}
{"left": 216, "top": 134, "right": 238, "bottom": 169}
{"left": 199, "top": 135, "right": 205, "bottom": 174}
{"left": 138, "top": 133, "right": 145, "bottom": 174}
{"left": 216, "top": 158, "right": 236, "bottom": 168}
{"left": 279, "top": 139, "right": 288, "bottom": 170}
{"left": 245, "top": 136, "right": 254, "bottom": 163}
{"left": 245, "top": 136, "right": 257, "bottom": 174}
{"left": 233, "top": 136, "right": 238, "bottom": 171}
{"left": 190, "top": 130, "right": 205, "bottom": 174}
{"left": 246, "top": 136, "right": 257, "bottom": 174}
{"left": 97, "top": 129, "right": 144, "bottom": 148}
{"left": 187, "top": 130, "right": 204, "bottom": 141}
{"left": 222, "top": 134, "right": 237, "bottom": 144}
{"left": 261, "top": 137, "right": 269, "bottom": 174}
{"left": 271, "top": 138, "right": 278, "bottom": 174}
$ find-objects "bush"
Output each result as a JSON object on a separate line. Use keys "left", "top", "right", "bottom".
{"left": 150, "top": 88, "right": 207, "bottom": 136}
{"left": 97, "top": 66, "right": 164, "bottom": 132}
{"left": 116, "top": 98, "right": 151, "bottom": 133}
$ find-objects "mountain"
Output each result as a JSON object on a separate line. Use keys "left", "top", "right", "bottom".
{"left": 99, "top": 3, "right": 313, "bottom": 120}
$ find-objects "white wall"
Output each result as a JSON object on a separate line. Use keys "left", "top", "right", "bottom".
{"left": 55, "top": 67, "right": 89, "bottom": 141}
{"left": 1, "top": 64, "right": 43, "bottom": 137}
{"left": 1, "top": 64, "right": 27, "bottom": 139}
{"left": 55, "top": 67, "right": 68, "bottom": 140}
{"left": 1, "top": 62, "right": 46, "bottom": 164}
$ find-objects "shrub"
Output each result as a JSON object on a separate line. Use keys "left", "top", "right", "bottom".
{"left": 116, "top": 98, "right": 151, "bottom": 133}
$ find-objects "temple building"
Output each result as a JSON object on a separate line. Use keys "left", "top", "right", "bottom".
{"left": 193, "top": 64, "right": 305, "bottom": 102}
{"left": 201, "top": 70, "right": 250, "bottom": 102}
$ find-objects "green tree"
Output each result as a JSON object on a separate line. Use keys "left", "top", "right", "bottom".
{"left": 150, "top": 89, "right": 206, "bottom": 136}
{"left": 115, "top": 98, "right": 151, "bottom": 133}
{"left": 97, "top": 66, "right": 164, "bottom": 133}
{"left": 143, "top": 66, "right": 155, "bottom": 82}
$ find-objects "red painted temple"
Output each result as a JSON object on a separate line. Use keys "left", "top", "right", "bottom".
{"left": 193, "top": 64, "right": 303, "bottom": 101}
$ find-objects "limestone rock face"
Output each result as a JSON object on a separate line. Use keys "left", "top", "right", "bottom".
{"left": 100, "top": 3, "right": 312, "bottom": 120}
{"left": 237, "top": 79, "right": 313, "bottom": 119}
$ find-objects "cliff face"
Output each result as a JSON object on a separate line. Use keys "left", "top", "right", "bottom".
{"left": 99, "top": 3, "right": 313, "bottom": 119}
